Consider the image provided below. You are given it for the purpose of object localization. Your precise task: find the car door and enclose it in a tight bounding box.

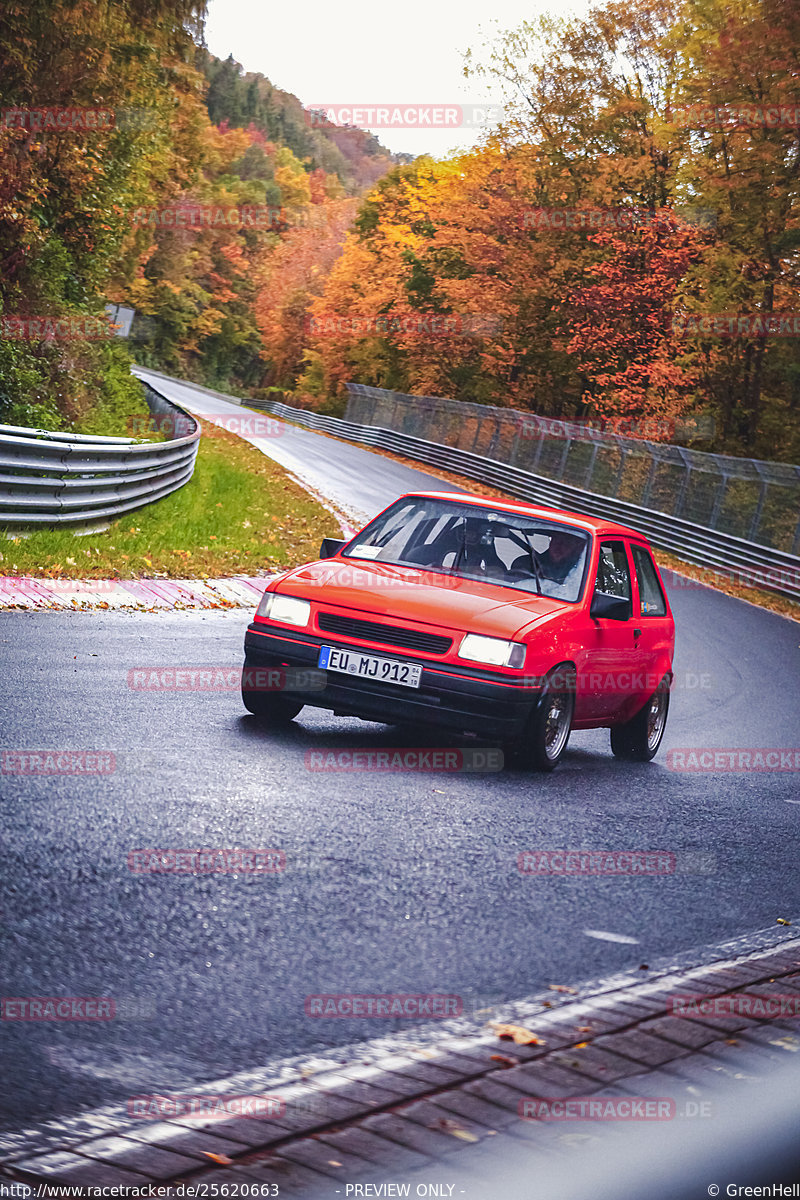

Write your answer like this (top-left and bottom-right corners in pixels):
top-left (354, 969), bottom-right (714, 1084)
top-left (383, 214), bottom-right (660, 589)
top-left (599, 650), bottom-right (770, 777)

top-left (628, 541), bottom-right (672, 708)
top-left (582, 539), bottom-right (637, 720)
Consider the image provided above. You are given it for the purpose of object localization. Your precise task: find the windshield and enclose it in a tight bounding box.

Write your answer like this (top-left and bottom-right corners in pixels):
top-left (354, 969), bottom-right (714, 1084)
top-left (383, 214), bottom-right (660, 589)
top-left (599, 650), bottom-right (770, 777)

top-left (343, 497), bottom-right (591, 603)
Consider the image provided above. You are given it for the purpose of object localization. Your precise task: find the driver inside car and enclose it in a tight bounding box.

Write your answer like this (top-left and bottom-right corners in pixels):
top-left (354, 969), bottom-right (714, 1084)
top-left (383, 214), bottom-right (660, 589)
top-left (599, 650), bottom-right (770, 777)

top-left (536, 530), bottom-right (586, 595)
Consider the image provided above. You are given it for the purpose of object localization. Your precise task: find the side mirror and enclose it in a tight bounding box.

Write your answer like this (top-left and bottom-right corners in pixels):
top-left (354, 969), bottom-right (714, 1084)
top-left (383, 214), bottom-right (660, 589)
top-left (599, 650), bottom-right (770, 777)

top-left (590, 591), bottom-right (631, 621)
top-left (319, 537), bottom-right (346, 560)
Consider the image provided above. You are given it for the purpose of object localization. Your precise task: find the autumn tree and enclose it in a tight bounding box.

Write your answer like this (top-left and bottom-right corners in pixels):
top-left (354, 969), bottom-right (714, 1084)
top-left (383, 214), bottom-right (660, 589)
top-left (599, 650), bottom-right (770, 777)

top-left (564, 213), bottom-right (709, 422)
top-left (0, 0), bottom-right (207, 424)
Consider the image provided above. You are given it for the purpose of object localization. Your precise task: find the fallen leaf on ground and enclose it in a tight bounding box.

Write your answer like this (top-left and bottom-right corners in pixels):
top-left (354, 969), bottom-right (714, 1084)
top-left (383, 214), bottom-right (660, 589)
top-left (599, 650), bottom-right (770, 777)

top-left (433, 1118), bottom-right (479, 1142)
top-left (558, 1133), bottom-right (597, 1148)
top-left (490, 1054), bottom-right (518, 1067)
top-left (489, 1022), bottom-right (546, 1046)
top-left (202, 1153), bottom-right (233, 1165)
top-left (769, 1037), bottom-right (799, 1052)
top-left (548, 984), bottom-right (577, 994)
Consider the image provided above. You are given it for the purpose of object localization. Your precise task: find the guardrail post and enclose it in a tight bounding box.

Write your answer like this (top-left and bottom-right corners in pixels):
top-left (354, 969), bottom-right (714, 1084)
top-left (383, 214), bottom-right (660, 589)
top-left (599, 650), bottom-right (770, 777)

top-left (528, 427), bottom-right (546, 473)
top-left (584, 443), bottom-right (600, 491)
top-left (509, 419), bottom-right (521, 467)
top-left (640, 454), bottom-right (659, 508)
top-left (708, 475), bottom-right (728, 529)
top-left (747, 480), bottom-right (769, 543)
top-left (612, 443), bottom-right (628, 497)
top-left (672, 465), bottom-right (692, 520)
top-left (556, 436), bottom-right (572, 480)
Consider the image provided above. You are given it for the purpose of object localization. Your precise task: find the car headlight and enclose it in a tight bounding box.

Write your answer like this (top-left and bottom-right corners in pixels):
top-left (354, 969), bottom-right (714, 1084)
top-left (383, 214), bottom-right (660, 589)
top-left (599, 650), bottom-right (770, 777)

top-left (458, 633), bottom-right (526, 668)
top-left (256, 592), bottom-right (311, 628)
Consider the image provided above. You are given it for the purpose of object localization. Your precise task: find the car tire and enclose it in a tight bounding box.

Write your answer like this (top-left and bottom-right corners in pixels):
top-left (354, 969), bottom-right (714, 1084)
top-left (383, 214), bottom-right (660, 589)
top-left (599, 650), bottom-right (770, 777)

top-left (241, 667), bottom-right (303, 724)
top-left (511, 665), bottom-right (575, 772)
top-left (610, 677), bottom-right (670, 761)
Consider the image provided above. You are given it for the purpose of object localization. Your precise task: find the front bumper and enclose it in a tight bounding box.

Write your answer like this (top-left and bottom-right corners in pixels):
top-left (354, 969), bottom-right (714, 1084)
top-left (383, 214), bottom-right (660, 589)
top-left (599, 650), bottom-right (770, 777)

top-left (243, 623), bottom-right (539, 739)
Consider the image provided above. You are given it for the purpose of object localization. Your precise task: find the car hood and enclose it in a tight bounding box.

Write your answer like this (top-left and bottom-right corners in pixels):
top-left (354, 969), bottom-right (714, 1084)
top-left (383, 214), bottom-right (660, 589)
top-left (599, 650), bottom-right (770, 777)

top-left (270, 558), bottom-right (572, 640)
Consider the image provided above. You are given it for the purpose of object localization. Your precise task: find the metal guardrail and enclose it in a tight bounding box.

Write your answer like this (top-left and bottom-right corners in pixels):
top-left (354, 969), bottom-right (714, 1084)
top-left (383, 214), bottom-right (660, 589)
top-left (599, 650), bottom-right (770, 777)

top-left (0, 381), bottom-right (200, 529)
top-left (250, 395), bottom-right (800, 602)
top-left (345, 385), bottom-right (800, 557)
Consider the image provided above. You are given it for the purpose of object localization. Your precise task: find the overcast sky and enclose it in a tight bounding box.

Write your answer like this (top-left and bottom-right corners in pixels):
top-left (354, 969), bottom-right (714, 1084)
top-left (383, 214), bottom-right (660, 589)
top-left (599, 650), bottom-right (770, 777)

top-left (204, 0), bottom-right (590, 158)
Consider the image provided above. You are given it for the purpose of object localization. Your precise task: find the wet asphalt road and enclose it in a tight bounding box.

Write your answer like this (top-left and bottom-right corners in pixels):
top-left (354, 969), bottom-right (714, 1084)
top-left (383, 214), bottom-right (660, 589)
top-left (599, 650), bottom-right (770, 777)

top-left (2, 370), bottom-right (798, 1131)
top-left (133, 366), bottom-right (465, 523)
top-left (1, 581), bottom-right (798, 1129)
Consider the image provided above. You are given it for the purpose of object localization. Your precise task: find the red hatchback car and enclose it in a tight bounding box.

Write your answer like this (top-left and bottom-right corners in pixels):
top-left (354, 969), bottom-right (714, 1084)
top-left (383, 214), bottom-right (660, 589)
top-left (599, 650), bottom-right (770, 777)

top-left (242, 492), bottom-right (675, 770)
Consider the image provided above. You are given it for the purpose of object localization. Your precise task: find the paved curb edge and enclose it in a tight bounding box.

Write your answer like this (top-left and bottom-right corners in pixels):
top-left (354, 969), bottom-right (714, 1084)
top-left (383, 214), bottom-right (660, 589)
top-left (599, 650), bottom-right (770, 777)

top-left (3, 919), bottom-right (798, 1186)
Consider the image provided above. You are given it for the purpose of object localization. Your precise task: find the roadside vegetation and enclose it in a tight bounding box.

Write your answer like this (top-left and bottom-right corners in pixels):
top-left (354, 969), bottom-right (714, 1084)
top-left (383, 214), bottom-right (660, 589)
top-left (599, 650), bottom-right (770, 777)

top-left (0, 423), bottom-right (338, 579)
top-left (4, 0), bottom-right (797, 463)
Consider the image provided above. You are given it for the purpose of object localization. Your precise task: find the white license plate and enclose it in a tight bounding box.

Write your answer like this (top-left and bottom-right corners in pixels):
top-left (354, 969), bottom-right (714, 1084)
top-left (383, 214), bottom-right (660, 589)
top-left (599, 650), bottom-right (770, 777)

top-left (318, 645), bottom-right (422, 689)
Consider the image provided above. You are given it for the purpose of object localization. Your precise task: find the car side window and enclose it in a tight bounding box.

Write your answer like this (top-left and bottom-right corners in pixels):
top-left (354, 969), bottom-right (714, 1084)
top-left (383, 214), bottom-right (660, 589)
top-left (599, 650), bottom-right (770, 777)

top-left (631, 544), bottom-right (667, 616)
top-left (596, 541), bottom-right (631, 599)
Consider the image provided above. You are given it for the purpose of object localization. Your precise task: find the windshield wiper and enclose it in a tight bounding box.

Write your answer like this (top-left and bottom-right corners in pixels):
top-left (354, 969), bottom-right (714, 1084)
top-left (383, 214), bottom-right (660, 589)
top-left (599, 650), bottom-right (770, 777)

top-left (507, 529), bottom-right (543, 595)
top-left (528, 544), bottom-right (543, 595)
top-left (452, 520), bottom-right (468, 573)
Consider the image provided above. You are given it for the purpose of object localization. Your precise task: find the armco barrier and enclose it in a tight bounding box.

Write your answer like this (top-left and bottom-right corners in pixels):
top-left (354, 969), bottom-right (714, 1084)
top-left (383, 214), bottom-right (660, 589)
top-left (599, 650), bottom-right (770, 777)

top-left (247, 393), bottom-right (800, 604)
top-left (344, 385), bottom-right (800, 557)
top-left (0, 381), bottom-right (199, 529)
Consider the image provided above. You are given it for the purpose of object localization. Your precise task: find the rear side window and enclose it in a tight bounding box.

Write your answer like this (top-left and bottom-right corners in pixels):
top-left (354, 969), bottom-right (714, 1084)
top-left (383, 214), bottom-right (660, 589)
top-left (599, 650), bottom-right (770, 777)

top-left (631, 544), bottom-right (667, 616)
top-left (596, 541), bottom-right (631, 599)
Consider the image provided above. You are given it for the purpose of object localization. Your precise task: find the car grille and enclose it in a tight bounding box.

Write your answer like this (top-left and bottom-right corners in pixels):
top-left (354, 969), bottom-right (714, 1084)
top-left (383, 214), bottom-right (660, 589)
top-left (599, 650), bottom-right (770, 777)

top-left (317, 612), bottom-right (452, 656)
